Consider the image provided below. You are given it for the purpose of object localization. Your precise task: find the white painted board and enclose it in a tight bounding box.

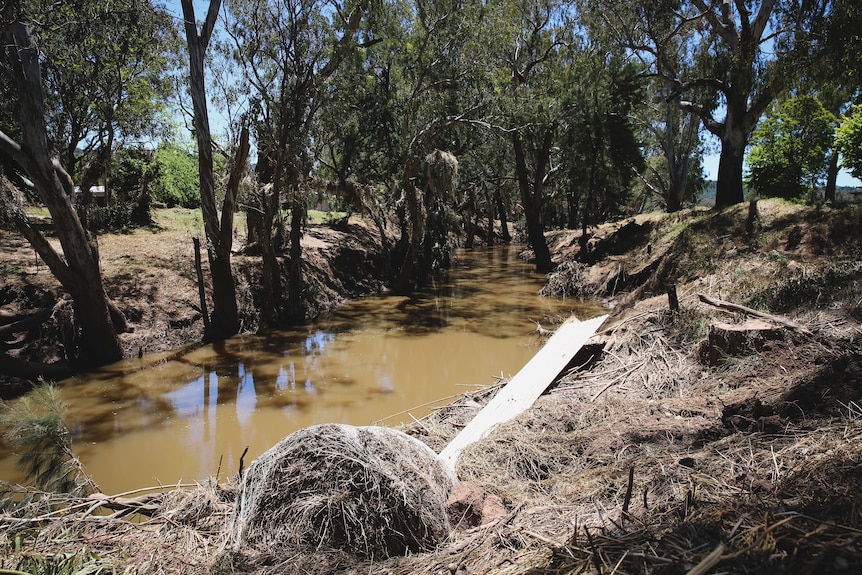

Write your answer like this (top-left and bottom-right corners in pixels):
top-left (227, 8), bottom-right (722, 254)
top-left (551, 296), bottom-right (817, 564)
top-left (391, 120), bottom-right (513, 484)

top-left (439, 314), bottom-right (608, 473)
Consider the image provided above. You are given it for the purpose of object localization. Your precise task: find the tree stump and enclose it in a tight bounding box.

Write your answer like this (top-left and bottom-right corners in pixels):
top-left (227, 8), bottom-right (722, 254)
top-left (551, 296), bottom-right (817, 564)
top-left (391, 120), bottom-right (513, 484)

top-left (704, 319), bottom-right (785, 365)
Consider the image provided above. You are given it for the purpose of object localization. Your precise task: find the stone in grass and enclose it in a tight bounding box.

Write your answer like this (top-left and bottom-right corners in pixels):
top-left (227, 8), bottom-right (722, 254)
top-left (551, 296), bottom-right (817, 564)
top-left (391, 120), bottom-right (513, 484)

top-left (230, 423), bottom-right (455, 559)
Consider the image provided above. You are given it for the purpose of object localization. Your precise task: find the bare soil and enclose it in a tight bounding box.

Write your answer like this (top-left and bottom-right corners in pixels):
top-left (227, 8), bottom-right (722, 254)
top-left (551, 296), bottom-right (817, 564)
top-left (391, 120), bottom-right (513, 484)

top-left (1, 200), bottom-right (862, 574)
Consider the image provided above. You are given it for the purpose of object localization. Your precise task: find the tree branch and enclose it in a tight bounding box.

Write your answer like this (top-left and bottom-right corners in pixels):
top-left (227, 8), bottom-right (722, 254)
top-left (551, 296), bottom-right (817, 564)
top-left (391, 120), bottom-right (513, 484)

top-left (678, 100), bottom-right (723, 135)
top-left (201, 0), bottom-right (222, 50)
top-left (751, 0), bottom-right (777, 44)
top-left (692, 0), bottom-right (739, 50)
top-left (697, 293), bottom-right (812, 335)
top-left (318, 2), bottom-right (364, 81)
top-left (219, 125), bottom-right (250, 251)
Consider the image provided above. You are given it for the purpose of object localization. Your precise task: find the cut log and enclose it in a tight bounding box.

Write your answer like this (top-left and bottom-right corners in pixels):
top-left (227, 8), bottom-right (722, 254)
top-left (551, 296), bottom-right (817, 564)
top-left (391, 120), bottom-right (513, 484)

top-left (86, 492), bottom-right (161, 517)
top-left (697, 293), bottom-right (812, 336)
top-left (704, 319), bottom-right (785, 366)
top-left (438, 314), bottom-right (607, 474)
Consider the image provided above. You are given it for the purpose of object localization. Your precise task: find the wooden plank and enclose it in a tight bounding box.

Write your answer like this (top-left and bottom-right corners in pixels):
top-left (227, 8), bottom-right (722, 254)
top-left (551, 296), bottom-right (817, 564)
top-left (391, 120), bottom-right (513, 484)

top-left (439, 314), bottom-right (608, 473)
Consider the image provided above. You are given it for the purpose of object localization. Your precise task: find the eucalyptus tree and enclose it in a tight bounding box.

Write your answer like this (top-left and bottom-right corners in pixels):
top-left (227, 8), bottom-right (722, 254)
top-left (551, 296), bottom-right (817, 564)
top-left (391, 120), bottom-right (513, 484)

top-left (489, 0), bottom-right (571, 272)
top-left (0, 9), bottom-right (126, 370)
top-left (584, 0), bottom-right (836, 208)
top-left (628, 29), bottom-right (706, 213)
top-left (181, 0), bottom-right (251, 341)
top-left (795, 0), bottom-right (862, 201)
top-left (836, 106), bottom-right (862, 181)
top-left (317, 0), bottom-right (487, 292)
top-left (311, 0), bottom-right (405, 261)
top-left (745, 95), bottom-right (836, 201)
top-left (225, 0), bottom-right (364, 325)
top-left (0, 0), bottom-right (170, 374)
top-left (636, 84), bottom-right (705, 213)
top-left (28, 0), bottom-right (171, 215)
top-left (388, 0), bottom-right (490, 290)
top-left (558, 48), bottom-right (644, 240)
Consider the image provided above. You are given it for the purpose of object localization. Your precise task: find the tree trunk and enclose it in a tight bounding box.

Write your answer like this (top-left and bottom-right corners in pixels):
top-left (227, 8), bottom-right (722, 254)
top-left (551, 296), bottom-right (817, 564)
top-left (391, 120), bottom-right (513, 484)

top-left (209, 126), bottom-right (250, 337)
top-left (484, 187), bottom-right (494, 246)
top-left (666, 178), bottom-right (683, 212)
top-left (824, 150), bottom-right (839, 203)
top-left (393, 157), bottom-right (423, 294)
top-left (464, 185), bottom-right (475, 249)
top-left (1, 21), bottom-right (122, 368)
top-left (494, 188), bottom-right (511, 243)
top-left (512, 133), bottom-right (553, 272)
top-left (182, 0), bottom-right (243, 342)
top-left (260, 180), bottom-right (283, 327)
top-left (285, 194), bottom-right (306, 323)
top-left (715, 121), bottom-right (747, 208)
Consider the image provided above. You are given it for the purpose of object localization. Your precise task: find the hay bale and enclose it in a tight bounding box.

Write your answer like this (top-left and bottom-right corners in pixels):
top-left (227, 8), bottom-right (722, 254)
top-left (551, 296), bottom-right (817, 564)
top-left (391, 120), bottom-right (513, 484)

top-left (230, 424), bottom-right (455, 559)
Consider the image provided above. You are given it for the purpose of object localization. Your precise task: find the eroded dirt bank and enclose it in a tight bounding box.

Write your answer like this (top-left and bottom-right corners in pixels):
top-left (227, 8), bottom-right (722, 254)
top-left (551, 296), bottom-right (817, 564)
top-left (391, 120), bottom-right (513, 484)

top-left (1, 200), bottom-right (861, 574)
top-left (0, 211), bottom-right (390, 397)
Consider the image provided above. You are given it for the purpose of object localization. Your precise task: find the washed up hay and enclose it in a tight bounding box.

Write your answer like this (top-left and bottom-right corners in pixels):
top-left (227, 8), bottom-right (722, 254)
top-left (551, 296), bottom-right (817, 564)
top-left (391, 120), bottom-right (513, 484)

top-left (540, 260), bottom-right (590, 298)
top-left (0, 481), bottom-right (225, 575)
top-left (230, 423), bottom-right (455, 559)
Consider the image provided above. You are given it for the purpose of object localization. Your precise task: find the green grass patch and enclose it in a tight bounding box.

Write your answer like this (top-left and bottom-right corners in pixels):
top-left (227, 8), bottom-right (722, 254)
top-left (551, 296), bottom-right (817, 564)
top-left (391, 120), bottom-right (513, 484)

top-left (1, 264), bottom-right (27, 275)
top-left (151, 207), bottom-right (204, 233)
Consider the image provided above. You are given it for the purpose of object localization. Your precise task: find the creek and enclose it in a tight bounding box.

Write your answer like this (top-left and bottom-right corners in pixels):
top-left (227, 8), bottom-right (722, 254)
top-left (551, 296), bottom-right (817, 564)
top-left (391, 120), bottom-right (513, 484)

top-left (0, 245), bottom-right (604, 494)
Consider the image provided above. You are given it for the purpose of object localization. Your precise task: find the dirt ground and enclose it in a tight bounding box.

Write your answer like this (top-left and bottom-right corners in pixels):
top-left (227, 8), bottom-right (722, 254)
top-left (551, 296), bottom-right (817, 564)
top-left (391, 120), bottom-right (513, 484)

top-left (1, 199), bottom-right (861, 574)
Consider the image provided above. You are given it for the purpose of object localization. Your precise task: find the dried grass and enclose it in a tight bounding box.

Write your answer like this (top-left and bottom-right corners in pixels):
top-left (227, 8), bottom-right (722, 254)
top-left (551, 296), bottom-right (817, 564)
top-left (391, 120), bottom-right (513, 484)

top-left (230, 423), bottom-right (454, 560)
top-left (0, 481), bottom-right (231, 574)
top-left (3, 201), bottom-right (862, 573)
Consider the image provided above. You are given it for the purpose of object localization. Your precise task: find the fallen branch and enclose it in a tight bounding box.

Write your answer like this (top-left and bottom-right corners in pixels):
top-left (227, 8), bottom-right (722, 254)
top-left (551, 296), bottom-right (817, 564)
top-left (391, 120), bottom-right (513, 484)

top-left (590, 359), bottom-right (647, 402)
top-left (697, 293), bottom-right (813, 336)
top-left (0, 305), bottom-right (57, 338)
top-left (85, 492), bottom-right (162, 517)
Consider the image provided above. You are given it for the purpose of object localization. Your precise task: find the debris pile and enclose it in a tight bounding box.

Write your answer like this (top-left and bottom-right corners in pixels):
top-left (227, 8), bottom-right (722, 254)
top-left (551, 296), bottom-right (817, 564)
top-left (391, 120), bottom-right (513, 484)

top-left (230, 423), bottom-right (454, 559)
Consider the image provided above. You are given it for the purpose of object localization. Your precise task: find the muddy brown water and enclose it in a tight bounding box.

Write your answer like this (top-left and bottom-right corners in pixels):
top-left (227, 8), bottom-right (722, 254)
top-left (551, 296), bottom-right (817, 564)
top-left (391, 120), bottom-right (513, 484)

top-left (0, 245), bottom-right (604, 494)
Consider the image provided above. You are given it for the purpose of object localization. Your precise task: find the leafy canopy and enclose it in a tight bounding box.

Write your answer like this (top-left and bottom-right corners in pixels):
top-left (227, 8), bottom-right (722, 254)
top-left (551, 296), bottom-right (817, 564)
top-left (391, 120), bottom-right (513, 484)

top-left (836, 106), bottom-right (862, 181)
top-left (745, 96), bottom-right (836, 200)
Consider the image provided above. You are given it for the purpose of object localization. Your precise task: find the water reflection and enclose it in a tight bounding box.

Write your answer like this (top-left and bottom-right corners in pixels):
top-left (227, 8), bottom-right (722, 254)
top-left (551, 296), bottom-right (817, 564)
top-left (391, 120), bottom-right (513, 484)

top-left (0, 245), bottom-right (605, 493)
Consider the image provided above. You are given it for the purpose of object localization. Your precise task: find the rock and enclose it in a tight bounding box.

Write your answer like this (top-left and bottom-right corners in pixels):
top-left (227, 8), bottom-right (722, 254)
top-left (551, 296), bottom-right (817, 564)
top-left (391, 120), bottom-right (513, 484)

top-left (446, 481), bottom-right (507, 528)
top-left (481, 492), bottom-right (507, 524)
top-left (230, 423), bottom-right (455, 558)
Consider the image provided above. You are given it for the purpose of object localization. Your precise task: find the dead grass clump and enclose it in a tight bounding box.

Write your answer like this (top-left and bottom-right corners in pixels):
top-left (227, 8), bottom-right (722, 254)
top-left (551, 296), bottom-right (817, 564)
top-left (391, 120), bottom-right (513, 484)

top-left (457, 424), bottom-right (584, 502)
top-left (745, 259), bottom-right (862, 314)
top-left (0, 482), bottom-right (224, 574)
top-left (540, 260), bottom-right (591, 298)
top-left (230, 423), bottom-right (454, 559)
top-left (160, 480), bottom-right (235, 533)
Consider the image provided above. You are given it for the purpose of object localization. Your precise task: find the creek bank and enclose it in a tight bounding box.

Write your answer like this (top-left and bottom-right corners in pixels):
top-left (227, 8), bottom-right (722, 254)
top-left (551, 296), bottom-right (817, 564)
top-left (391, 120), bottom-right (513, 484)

top-left (2, 200), bottom-right (862, 574)
top-left (0, 215), bottom-right (391, 398)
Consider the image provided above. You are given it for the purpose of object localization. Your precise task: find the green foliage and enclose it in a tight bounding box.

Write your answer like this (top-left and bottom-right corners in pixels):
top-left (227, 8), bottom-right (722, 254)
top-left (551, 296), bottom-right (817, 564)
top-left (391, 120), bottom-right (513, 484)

top-left (1, 538), bottom-right (113, 575)
top-left (150, 143), bottom-right (200, 208)
top-left (746, 96), bottom-right (837, 201)
top-left (0, 384), bottom-right (95, 495)
top-left (559, 49), bottom-right (645, 227)
top-left (836, 105), bottom-right (862, 180)
top-left (12, 0), bottom-right (172, 181)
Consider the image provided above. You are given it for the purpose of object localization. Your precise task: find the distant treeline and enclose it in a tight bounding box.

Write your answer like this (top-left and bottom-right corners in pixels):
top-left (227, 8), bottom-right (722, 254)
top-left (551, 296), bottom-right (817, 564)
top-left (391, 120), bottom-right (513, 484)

top-left (698, 181), bottom-right (860, 206)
